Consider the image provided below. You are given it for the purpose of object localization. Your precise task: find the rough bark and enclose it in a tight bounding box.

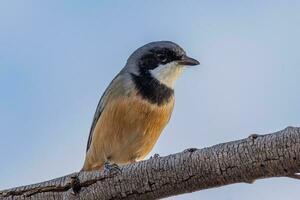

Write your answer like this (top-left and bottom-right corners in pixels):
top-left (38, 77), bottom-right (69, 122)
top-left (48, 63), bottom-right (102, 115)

top-left (1, 126), bottom-right (300, 200)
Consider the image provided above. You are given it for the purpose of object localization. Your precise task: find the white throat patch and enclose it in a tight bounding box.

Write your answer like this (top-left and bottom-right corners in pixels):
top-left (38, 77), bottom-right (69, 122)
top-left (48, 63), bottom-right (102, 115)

top-left (149, 62), bottom-right (184, 88)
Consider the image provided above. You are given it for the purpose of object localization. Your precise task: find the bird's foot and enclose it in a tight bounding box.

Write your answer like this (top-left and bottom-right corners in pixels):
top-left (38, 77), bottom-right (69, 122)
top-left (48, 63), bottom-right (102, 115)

top-left (150, 153), bottom-right (160, 159)
top-left (248, 133), bottom-right (261, 142)
top-left (183, 148), bottom-right (198, 153)
top-left (104, 162), bottom-right (121, 175)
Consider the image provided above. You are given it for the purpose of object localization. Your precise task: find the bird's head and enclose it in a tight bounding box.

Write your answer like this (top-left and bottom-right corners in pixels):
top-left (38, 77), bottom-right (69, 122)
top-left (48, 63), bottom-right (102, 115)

top-left (126, 41), bottom-right (200, 88)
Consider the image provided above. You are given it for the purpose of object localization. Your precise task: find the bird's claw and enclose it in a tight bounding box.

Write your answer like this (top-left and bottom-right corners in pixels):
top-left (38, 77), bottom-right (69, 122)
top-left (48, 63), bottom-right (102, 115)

top-left (104, 162), bottom-right (121, 174)
top-left (248, 134), bottom-right (260, 141)
top-left (150, 153), bottom-right (160, 159)
top-left (184, 148), bottom-right (198, 153)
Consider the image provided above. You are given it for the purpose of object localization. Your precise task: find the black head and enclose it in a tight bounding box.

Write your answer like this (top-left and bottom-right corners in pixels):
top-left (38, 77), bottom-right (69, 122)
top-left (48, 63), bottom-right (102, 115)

top-left (127, 41), bottom-right (199, 73)
top-left (128, 41), bottom-right (199, 105)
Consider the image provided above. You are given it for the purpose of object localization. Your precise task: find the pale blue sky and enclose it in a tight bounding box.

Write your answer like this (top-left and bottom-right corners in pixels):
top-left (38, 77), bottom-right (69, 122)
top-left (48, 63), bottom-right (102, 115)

top-left (1, 1), bottom-right (300, 199)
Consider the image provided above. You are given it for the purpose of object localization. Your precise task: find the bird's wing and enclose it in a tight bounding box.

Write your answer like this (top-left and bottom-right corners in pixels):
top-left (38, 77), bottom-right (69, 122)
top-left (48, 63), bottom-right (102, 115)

top-left (86, 74), bottom-right (127, 152)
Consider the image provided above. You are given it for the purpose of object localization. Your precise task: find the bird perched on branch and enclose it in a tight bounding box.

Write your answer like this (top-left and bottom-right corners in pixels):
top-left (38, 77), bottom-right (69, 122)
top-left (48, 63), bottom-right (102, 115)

top-left (82, 41), bottom-right (199, 171)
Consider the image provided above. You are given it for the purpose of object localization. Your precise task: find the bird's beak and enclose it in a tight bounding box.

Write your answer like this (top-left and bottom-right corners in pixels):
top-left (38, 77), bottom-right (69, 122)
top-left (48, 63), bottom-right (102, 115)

top-left (177, 55), bottom-right (200, 66)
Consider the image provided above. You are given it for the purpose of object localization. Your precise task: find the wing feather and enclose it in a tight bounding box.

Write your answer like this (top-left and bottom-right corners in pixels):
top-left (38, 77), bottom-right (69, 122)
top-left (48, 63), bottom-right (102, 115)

top-left (86, 74), bottom-right (127, 152)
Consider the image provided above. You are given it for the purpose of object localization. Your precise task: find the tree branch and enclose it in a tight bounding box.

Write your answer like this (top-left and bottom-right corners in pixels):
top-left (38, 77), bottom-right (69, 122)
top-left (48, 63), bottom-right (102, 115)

top-left (1, 126), bottom-right (300, 200)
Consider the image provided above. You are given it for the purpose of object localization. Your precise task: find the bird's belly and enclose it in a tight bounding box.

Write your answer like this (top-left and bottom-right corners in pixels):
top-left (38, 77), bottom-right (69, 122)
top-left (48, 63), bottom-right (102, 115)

top-left (109, 128), bottom-right (156, 164)
top-left (93, 97), bottom-right (174, 165)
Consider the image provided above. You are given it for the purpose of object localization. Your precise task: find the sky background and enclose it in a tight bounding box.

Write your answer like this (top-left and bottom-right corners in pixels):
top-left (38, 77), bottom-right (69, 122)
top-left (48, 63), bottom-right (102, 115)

top-left (1, 1), bottom-right (300, 199)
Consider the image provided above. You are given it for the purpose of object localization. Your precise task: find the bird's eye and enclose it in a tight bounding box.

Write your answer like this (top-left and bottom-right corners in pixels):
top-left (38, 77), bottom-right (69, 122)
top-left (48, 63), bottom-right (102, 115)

top-left (157, 54), bottom-right (167, 63)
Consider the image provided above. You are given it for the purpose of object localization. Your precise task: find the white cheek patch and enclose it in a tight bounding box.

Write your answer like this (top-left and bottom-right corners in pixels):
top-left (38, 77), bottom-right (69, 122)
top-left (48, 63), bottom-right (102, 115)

top-left (149, 62), bottom-right (184, 88)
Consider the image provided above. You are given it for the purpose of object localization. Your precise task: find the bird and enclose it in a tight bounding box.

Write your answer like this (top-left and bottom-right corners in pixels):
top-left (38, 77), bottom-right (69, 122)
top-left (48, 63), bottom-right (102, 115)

top-left (82, 41), bottom-right (199, 171)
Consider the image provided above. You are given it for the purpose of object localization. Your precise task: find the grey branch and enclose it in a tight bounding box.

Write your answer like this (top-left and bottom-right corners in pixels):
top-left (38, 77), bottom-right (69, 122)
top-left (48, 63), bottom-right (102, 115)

top-left (1, 127), bottom-right (300, 200)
